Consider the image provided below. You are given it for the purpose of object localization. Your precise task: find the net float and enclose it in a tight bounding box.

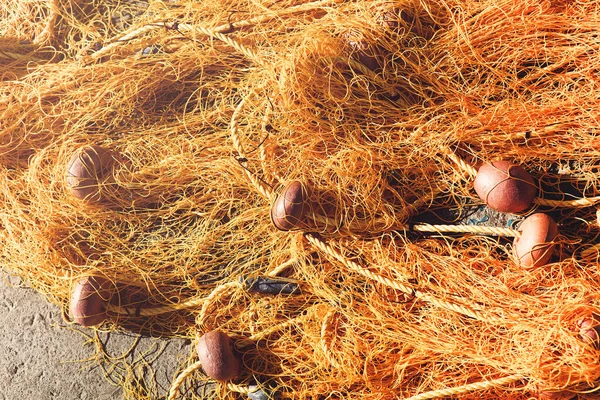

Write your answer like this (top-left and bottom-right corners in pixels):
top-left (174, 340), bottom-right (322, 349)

top-left (577, 314), bottom-right (600, 346)
top-left (537, 390), bottom-right (576, 400)
top-left (70, 275), bottom-right (113, 327)
top-left (513, 213), bottom-right (558, 268)
top-left (270, 180), bottom-right (311, 231)
top-left (377, 8), bottom-right (401, 31)
top-left (66, 145), bottom-right (115, 201)
top-left (196, 330), bottom-right (241, 382)
top-left (344, 31), bottom-right (381, 71)
top-left (473, 160), bottom-right (537, 213)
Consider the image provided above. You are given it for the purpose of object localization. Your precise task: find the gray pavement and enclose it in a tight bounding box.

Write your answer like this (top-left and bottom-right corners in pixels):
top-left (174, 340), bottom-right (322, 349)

top-left (0, 274), bottom-right (190, 400)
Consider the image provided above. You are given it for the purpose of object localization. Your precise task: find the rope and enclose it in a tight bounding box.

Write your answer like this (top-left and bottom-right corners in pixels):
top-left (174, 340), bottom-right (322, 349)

top-left (226, 382), bottom-right (252, 394)
top-left (167, 360), bottom-right (254, 399)
top-left (579, 242), bottom-right (600, 259)
top-left (230, 88), bottom-right (276, 200)
top-left (304, 233), bottom-right (506, 324)
top-left (235, 306), bottom-right (319, 348)
top-left (534, 196), bottom-right (600, 208)
top-left (183, 24), bottom-right (263, 64)
top-left (267, 257), bottom-right (298, 277)
top-left (84, 21), bottom-right (263, 66)
top-left (320, 309), bottom-right (340, 368)
top-left (85, 0), bottom-right (336, 62)
top-left (164, 258), bottom-right (301, 399)
top-left (213, 0), bottom-right (336, 32)
top-left (404, 374), bottom-right (524, 400)
top-left (395, 187), bottom-right (443, 222)
top-left (197, 281), bottom-right (241, 327)
top-left (413, 223), bottom-right (520, 237)
top-left (167, 360), bottom-right (204, 400)
top-left (83, 22), bottom-right (162, 62)
top-left (230, 91), bottom-right (253, 160)
top-left (0, 51), bottom-right (44, 62)
top-left (442, 147), bottom-right (478, 178)
top-left (34, 0), bottom-right (59, 45)
top-left (108, 281), bottom-right (240, 317)
top-left (345, 58), bottom-right (401, 97)
top-left (108, 256), bottom-right (296, 317)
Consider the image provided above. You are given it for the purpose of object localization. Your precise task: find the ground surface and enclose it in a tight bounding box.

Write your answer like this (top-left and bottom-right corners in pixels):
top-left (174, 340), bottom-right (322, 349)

top-left (0, 274), bottom-right (190, 400)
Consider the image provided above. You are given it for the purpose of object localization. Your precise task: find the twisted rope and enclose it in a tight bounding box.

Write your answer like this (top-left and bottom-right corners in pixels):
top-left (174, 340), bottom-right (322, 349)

top-left (183, 24), bottom-right (263, 64)
top-left (534, 196), bottom-right (600, 208)
top-left (197, 281), bottom-right (241, 327)
top-left (85, 21), bottom-right (263, 66)
top-left (230, 88), bottom-right (276, 200)
top-left (165, 258), bottom-right (300, 399)
top-left (83, 23), bottom-right (161, 62)
top-left (229, 90), bottom-right (254, 160)
top-left (0, 50), bottom-right (44, 62)
top-left (167, 358), bottom-right (255, 399)
top-left (213, 0), bottom-right (336, 31)
top-left (579, 242), bottom-right (600, 259)
top-left (442, 147), bottom-right (478, 178)
top-left (395, 187), bottom-right (443, 222)
top-left (108, 255), bottom-right (296, 317)
top-left (226, 382), bottom-right (252, 394)
top-left (404, 374), bottom-right (524, 400)
top-left (108, 281), bottom-right (240, 317)
top-left (305, 233), bottom-right (506, 324)
top-left (167, 360), bottom-right (204, 400)
top-left (35, 0), bottom-right (59, 45)
top-left (345, 58), bottom-right (401, 97)
top-left (165, 310), bottom-right (318, 400)
top-left (85, 0), bottom-right (336, 63)
top-left (413, 223), bottom-right (520, 237)
top-left (320, 309), bottom-right (340, 368)
top-left (268, 257), bottom-right (298, 276)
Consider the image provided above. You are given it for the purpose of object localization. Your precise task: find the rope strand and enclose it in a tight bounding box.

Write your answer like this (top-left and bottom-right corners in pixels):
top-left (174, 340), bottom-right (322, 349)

top-left (305, 233), bottom-right (507, 324)
top-left (404, 374), bottom-right (524, 400)
top-left (167, 361), bottom-right (204, 400)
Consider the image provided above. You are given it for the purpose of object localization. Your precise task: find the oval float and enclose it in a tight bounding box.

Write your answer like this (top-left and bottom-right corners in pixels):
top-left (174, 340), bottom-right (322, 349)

top-left (196, 329), bottom-right (241, 382)
top-left (513, 213), bottom-right (558, 268)
top-left (270, 180), bottom-right (311, 231)
top-left (70, 276), bottom-right (112, 327)
top-left (66, 145), bottom-right (115, 201)
top-left (473, 160), bottom-right (537, 213)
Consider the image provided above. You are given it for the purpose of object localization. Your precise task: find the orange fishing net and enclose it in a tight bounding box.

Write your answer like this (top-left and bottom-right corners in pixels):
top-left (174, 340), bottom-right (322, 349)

top-left (2, 0), bottom-right (600, 398)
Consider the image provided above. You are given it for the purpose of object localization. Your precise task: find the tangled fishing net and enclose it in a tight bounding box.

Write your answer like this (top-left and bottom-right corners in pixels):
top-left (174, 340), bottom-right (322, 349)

top-left (3, 0), bottom-right (600, 398)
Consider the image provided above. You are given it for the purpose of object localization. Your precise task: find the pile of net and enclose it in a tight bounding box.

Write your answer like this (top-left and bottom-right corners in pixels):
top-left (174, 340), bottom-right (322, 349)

top-left (3, 0), bottom-right (600, 398)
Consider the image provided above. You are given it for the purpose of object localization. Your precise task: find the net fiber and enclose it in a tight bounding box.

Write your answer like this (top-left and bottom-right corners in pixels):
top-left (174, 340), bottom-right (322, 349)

top-left (2, 0), bottom-right (600, 399)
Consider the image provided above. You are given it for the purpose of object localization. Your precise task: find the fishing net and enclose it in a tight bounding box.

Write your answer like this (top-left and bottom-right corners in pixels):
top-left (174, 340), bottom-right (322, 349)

top-left (2, 0), bottom-right (600, 398)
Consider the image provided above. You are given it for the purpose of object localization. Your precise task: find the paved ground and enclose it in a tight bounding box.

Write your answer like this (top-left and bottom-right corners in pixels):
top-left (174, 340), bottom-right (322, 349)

top-left (0, 273), bottom-right (190, 400)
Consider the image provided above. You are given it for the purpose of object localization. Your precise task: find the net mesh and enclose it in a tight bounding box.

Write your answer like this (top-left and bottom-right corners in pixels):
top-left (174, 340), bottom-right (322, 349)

top-left (2, 0), bottom-right (600, 398)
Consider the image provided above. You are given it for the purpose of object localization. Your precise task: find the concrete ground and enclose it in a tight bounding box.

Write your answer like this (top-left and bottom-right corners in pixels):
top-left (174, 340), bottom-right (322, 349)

top-left (0, 273), bottom-right (191, 400)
